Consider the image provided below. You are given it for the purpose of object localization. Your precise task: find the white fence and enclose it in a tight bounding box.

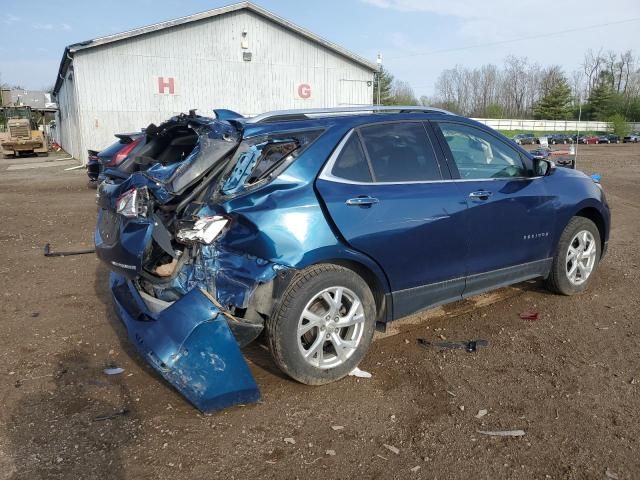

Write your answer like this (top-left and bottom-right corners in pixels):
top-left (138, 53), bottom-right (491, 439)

top-left (472, 118), bottom-right (640, 132)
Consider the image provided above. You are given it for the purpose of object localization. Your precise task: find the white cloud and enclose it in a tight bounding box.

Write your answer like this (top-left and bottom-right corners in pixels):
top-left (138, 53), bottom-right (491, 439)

top-left (4, 14), bottom-right (20, 25)
top-left (31, 22), bottom-right (71, 31)
top-left (32, 23), bottom-right (54, 30)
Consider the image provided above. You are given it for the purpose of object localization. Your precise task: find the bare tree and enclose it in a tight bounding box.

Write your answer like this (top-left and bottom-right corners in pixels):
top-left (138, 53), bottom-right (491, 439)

top-left (503, 56), bottom-right (529, 118)
top-left (582, 48), bottom-right (604, 98)
top-left (389, 80), bottom-right (418, 105)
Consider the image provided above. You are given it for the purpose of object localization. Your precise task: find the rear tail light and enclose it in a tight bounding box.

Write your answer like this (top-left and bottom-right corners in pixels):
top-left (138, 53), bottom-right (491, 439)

top-left (107, 138), bottom-right (142, 167)
top-left (176, 216), bottom-right (229, 244)
top-left (116, 188), bottom-right (148, 218)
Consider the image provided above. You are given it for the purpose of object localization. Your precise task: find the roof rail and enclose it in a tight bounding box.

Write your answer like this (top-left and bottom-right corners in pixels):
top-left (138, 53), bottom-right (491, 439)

top-left (245, 105), bottom-right (453, 124)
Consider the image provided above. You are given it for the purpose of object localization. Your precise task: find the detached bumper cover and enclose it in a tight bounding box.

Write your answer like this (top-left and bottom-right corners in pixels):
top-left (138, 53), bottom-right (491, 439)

top-left (110, 272), bottom-right (260, 413)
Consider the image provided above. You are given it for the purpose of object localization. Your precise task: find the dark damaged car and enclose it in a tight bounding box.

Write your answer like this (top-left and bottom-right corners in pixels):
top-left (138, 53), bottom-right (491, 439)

top-left (96, 106), bottom-right (610, 412)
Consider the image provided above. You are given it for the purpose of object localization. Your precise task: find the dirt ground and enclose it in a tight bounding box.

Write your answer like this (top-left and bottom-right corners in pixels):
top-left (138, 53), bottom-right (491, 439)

top-left (0, 145), bottom-right (639, 480)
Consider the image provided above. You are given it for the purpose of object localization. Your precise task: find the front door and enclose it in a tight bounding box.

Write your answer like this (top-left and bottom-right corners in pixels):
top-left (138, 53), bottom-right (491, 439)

top-left (316, 121), bottom-right (468, 318)
top-left (432, 121), bottom-right (557, 297)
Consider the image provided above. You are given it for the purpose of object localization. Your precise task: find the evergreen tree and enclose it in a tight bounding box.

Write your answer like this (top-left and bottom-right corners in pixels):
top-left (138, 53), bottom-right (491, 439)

top-left (372, 66), bottom-right (394, 105)
top-left (533, 77), bottom-right (572, 119)
top-left (586, 72), bottom-right (616, 120)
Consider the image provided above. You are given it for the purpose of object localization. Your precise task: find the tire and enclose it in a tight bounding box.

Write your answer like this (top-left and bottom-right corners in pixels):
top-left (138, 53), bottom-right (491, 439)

top-left (546, 217), bottom-right (601, 296)
top-left (266, 264), bottom-right (376, 385)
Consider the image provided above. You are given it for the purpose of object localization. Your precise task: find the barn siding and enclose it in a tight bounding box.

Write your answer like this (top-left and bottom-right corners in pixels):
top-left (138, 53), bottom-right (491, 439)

top-left (58, 10), bottom-right (374, 161)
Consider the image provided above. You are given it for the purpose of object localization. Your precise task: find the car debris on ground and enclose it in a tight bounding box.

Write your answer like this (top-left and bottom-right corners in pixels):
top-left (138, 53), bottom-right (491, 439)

top-left (43, 242), bottom-right (95, 257)
top-left (383, 444), bottom-right (400, 454)
top-left (103, 367), bottom-right (125, 375)
top-left (477, 429), bottom-right (525, 437)
top-left (348, 367), bottom-right (372, 378)
top-left (93, 409), bottom-right (129, 421)
top-left (417, 338), bottom-right (488, 352)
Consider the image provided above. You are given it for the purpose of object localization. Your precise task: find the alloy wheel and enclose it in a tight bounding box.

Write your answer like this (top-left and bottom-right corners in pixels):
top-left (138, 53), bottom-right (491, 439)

top-left (566, 230), bottom-right (597, 285)
top-left (297, 286), bottom-right (365, 369)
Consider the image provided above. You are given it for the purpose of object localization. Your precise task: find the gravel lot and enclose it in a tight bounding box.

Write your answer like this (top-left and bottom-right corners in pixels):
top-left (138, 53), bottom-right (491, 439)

top-left (1, 145), bottom-right (639, 480)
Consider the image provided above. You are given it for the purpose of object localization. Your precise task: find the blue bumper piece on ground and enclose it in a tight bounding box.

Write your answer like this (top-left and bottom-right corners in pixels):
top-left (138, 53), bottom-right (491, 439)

top-left (109, 272), bottom-right (260, 413)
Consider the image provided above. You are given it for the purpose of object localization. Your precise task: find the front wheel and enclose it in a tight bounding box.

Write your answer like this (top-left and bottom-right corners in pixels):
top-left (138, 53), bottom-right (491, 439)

top-left (266, 264), bottom-right (376, 385)
top-left (546, 217), bottom-right (601, 295)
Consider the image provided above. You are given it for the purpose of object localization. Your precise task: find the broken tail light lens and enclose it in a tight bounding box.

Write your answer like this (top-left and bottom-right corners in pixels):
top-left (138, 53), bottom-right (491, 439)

top-left (108, 138), bottom-right (142, 167)
top-left (176, 216), bottom-right (229, 244)
top-left (116, 188), bottom-right (148, 218)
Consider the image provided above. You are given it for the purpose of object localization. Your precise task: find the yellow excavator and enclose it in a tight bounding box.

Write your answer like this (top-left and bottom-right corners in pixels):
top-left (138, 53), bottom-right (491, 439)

top-left (1, 106), bottom-right (48, 157)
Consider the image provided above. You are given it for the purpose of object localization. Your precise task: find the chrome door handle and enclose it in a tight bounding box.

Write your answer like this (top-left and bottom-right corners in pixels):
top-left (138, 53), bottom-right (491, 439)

top-left (345, 196), bottom-right (379, 207)
top-left (468, 190), bottom-right (492, 201)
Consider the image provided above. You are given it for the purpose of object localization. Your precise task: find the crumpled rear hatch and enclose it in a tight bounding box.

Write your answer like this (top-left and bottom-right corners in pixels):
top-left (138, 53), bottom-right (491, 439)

top-left (95, 115), bottom-right (241, 277)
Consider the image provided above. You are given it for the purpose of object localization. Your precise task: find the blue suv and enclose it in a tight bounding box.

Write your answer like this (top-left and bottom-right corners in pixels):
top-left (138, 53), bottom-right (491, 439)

top-left (95, 106), bottom-right (609, 411)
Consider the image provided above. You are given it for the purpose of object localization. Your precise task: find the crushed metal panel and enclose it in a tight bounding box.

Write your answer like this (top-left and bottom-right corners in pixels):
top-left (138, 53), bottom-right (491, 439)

top-left (110, 273), bottom-right (260, 413)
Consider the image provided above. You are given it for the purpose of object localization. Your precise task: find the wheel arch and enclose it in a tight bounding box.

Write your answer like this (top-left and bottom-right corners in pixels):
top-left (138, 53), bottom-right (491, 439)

top-left (574, 206), bottom-right (607, 252)
top-left (318, 258), bottom-right (391, 327)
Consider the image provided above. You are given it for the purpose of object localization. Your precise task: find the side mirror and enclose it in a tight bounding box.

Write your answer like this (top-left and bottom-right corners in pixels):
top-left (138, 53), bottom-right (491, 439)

top-left (534, 158), bottom-right (555, 176)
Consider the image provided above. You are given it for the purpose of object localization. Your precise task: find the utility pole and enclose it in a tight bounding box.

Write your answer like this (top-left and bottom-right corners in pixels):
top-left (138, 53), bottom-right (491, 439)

top-left (376, 53), bottom-right (383, 106)
top-left (575, 95), bottom-right (582, 169)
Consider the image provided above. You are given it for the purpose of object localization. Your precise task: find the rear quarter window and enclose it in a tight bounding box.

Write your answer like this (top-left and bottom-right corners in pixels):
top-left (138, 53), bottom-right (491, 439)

top-left (331, 134), bottom-right (372, 183)
top-left (221, 129), bottom-right (323, 195)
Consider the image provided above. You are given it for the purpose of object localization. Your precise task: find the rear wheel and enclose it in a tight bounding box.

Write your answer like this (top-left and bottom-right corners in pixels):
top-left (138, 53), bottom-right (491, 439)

top-left (546, 217), bottom-right (601, 295)
top-left (266, 264), bottom-right (376, 385)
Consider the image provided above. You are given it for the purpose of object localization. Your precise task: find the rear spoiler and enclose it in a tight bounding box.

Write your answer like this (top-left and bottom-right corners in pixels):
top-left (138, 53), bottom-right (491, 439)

top-left (213, 109), bottom-right (244, 121)
top-left (115, 133), bottom-right (140, 144)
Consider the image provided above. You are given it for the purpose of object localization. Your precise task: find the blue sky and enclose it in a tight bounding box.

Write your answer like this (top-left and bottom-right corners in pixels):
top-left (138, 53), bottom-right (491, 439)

top-left (1, 0), bottom-right (639, 96)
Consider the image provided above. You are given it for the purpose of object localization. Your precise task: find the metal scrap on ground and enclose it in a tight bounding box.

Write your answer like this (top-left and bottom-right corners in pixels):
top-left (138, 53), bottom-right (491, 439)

top-left (417, 338), bottom-right (488, 352)
top-left (44, 243), bottom-right (95, 257)
top-left (477, 429), bottom-right (525, 437)
top-left (93, 409), bottom-right (129, 421)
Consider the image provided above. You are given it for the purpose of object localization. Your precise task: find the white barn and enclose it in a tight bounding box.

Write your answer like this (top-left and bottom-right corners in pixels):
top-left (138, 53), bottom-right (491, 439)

top-left (52, 2), bottom-right (377, 161)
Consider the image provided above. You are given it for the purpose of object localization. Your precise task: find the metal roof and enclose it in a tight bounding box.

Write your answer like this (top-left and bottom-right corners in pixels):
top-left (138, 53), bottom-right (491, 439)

top-left (53, 2), bottom-right (377, 95)
top-left (1, 89), bottom-right (58, 111)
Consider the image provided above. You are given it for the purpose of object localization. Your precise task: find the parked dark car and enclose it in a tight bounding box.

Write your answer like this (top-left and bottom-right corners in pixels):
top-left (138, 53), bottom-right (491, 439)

top-left (95, 106), bottom-right (610, 412)
top-left (546, 134), bottom-right (573, 145)
top-left (623, 132), bottom-right (640, 143)
top-left (512, 133), bottom-right (539, 145)
top-left (529, 147), bottom-right (551, 159)
top-left (87, 132), bottom-right (144, 186)
top-left (597, 134), bottom-right (620, 144)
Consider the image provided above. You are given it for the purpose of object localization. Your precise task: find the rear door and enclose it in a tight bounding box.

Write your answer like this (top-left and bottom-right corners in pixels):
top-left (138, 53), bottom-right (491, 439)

top-left (432, 121), bottom-right (557, 297)
top-left (316, 121), bottom-right (468, 318)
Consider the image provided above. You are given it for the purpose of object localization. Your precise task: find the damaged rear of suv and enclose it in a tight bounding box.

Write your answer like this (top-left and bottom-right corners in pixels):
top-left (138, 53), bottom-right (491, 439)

top-left (96, 106), bottom-right (609, 413)
top-left (96, 108), bottom-right (382, 411)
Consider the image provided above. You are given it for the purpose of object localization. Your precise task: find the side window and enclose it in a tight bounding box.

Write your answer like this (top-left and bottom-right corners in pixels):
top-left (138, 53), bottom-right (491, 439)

top-left (222, 130), bottom-right (322, 195)
top-left (437, 123), bottom-right (528, 180)
top-left (331, 134), bottom-right (373, 182)
top-left (359, 122), bottom-right (442, 182)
